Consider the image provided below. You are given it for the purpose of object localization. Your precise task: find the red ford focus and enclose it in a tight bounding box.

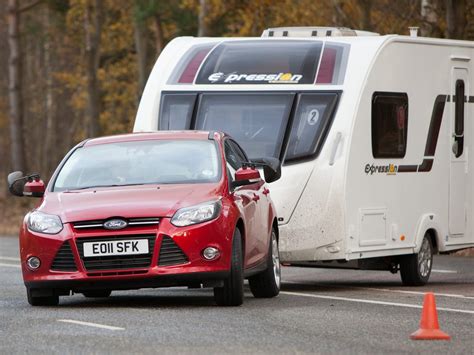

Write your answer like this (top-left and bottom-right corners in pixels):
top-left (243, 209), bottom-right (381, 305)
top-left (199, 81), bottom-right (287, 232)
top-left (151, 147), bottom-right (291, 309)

top-left (8, 131), bottom-right (282, 306)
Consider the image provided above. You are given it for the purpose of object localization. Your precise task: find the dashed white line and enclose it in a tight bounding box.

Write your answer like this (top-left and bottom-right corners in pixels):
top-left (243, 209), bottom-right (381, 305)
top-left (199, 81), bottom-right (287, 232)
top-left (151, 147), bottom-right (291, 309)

top-left (432, 269), bottom-right (458, 274)
top-left (280, 291), bottom-right (474, 314)
top-left (0, 256), bottom-right (20, 261)
top-left (57, 319), bottom-right (124, 331)
top-left (283, 280), bottom-right (474, 300)
top-left (0, 263), bottom-right (21, 268)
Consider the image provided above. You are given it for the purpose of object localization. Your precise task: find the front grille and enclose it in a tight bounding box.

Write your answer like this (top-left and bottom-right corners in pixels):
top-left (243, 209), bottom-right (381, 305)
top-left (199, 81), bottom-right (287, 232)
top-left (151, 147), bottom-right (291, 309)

top-left (73, 217), bottom-right (160, 230)
top-left (76, 235), bottom-right (156, 271)
top-left (158, 236), bottom-right (188, 266)
top-left (51, 241), bottom-right (77, 271)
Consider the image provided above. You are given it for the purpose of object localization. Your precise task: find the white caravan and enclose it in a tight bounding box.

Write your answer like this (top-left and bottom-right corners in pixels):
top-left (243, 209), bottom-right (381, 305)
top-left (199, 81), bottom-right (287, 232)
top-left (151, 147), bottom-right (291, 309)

top-left (134, 27), bottom-right (474, 285)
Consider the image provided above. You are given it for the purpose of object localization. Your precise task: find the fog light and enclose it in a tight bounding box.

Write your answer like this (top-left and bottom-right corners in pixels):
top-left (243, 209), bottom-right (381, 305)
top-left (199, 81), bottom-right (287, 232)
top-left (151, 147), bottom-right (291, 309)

top-left (27, 256), bottom-right (41, 270)
top-left (202, 247), bottom-right (220, 261)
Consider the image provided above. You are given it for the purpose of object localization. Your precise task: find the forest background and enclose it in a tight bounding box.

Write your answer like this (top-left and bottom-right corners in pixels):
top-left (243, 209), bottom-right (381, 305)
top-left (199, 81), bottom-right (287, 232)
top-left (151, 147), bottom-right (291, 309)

top-left (1, 0), bottom-right (474, 243)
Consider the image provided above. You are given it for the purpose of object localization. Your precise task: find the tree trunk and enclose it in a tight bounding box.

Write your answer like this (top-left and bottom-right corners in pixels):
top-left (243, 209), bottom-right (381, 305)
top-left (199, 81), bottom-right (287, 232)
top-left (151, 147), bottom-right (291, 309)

top-left (153, 13), bottom-right (164, 55)
top-left (358, 0), bottom-right (373, 31)
top-left (198, 0), bottom-right (209, 37)
top-left (7, 0), bottom-right (26, 173)
top-left (446, 0), bottom-right (467, 39)
top-left (42, 4), bottom-right (54, 174)
top-left (133, 16), bottom-right (147, 98)
top-left (421, 0), bottom-right (438, 37)
top-left (84, 0), bottom-right (103, 138)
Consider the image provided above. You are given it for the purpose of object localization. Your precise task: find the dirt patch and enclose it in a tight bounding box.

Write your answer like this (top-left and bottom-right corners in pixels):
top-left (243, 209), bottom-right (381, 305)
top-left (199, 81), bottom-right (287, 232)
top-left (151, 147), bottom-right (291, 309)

top-left (454, 247), bottom-right (474, 256)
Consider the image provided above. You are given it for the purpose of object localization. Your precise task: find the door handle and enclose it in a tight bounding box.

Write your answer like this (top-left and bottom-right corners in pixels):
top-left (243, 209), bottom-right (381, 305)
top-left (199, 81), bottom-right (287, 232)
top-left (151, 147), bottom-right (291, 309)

top-left (262, 188), bottom-right (270, 195)
top-left (252, 193), bottom-right (260, 202)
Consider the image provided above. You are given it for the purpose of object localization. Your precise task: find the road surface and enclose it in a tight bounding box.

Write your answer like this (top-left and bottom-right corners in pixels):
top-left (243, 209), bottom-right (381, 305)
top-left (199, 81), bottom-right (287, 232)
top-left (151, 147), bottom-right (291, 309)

top-left (1, 236), bottom-right (473, 354)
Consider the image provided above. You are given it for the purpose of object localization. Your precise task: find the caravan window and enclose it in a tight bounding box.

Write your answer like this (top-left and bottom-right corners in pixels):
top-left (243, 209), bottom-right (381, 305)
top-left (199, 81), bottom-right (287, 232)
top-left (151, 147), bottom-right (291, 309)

top-left (286, 93), bottom-right (339, 160)
top-left (159, 94), bottom-right (196, 130)
top-left (372, 92), bottom-right (408, 159)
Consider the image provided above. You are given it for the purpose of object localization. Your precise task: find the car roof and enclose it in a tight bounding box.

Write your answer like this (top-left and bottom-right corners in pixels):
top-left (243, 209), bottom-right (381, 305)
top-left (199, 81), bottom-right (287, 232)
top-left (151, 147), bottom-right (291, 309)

top-left (83, 131), bottom-right (225, 147)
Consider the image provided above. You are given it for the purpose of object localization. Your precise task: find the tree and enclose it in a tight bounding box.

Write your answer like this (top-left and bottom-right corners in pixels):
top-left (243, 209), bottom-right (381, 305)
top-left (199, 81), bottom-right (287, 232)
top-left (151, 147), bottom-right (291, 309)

top-left (446, 0), bottom-right (466, 39)
top-left (7, 0), bottom-right (26, 172)
top-left (198, 0), bottom-right (209, 36)
top-left (84, 0), bottom-right (103, 137)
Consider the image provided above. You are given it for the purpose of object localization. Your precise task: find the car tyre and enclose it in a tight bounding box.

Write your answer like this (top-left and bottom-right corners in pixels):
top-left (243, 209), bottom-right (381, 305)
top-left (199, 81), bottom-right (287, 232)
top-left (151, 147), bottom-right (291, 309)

top-left (400, 234), bottom-right (433, 286)
top-left (214, 228), bottom-right (244, 306)
top-left (249, 228), bottom-right (281, 298)
top-left (82, 290), bottom-right (112, 298)
top-left (27, 288), bottom-right (59, 306)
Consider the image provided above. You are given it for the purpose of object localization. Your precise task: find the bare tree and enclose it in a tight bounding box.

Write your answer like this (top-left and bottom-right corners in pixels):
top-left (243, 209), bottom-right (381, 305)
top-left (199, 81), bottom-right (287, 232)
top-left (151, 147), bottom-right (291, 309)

top-left (133, 16), bottom-right (148, 98)
top-left (198, 0), bottom-right (209, 37)
top-left (7, 0), bottom-right (26, 172)
top-left (446, 0), bottom-right (466, 39)
top-left (84, 0), bottom-right (103, 137)
top-left (421, 0), bottom-right (437, 36)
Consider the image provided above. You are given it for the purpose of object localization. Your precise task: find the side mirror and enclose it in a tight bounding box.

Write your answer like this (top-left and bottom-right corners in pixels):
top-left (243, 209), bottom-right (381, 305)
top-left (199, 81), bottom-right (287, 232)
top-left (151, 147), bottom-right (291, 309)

top-left (24, 178), bottom-right (46, 198)
top-left (232, 167), bottom-right (261, 188)
top-left (7, 172), bottom-right (45, 198)
top-left (7, 171), bottom-right (25, 197)
top-left (261, 157), bottom-right (281, 183)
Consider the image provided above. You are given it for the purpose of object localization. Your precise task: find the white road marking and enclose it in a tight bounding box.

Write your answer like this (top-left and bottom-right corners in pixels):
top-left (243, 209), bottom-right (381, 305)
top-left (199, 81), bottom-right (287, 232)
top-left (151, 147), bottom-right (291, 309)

top-left (281, 291), bottom-right (474, 314)
top-left (0, 256), bottom-right (20, 261)
top-left (0, 263), bottom-right (21, 268)
top-left (57, 319), bottom-right (124, 331)
top-left (283, 280), bottom-right (474, 300)
top-left (432, 269), bottom-right (458, 274)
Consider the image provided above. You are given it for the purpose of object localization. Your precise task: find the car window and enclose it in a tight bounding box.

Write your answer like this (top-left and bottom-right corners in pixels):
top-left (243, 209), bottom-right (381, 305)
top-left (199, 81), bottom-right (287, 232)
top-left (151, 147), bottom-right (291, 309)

top-left (224, 140), bottom-right (245, 181)
top-left (54, 140), bottom-right (221, 191)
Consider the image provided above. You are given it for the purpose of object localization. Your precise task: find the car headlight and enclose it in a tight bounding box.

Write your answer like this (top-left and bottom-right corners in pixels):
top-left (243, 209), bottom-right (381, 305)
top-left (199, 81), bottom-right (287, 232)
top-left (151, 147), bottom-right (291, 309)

top-left (27, 211), bottom-right (63, 234)
top-left (171, 200), bottom-right (222, 227)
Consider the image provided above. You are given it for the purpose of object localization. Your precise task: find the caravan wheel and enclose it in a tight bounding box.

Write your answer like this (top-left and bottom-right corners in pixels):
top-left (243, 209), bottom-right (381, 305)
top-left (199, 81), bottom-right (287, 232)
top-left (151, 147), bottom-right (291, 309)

top-left (400, 235), bottom-right (433, 286)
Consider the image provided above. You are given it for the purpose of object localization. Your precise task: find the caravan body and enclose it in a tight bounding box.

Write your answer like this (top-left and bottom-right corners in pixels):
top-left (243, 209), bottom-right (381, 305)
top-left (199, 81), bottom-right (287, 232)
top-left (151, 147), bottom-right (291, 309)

top-left (134, 27), bottom-right (474, 283)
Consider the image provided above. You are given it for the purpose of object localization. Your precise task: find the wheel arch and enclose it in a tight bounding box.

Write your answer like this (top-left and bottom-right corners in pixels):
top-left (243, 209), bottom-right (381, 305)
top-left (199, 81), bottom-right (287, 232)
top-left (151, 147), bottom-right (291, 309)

top-left (414, 213), bottom-right (443, 253)
top-left (235, 218), bottom-right (246, 252)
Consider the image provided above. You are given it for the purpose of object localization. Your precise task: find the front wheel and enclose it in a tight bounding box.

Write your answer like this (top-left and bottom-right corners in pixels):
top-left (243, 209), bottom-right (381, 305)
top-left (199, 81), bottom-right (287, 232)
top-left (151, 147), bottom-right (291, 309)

top-left (27, 288), bottom-right (59, 306)
top-left (400, 234), bottom-right (433, 286)
top-left (214, 228), bottom-right (244, 306)
top-left (248, 229), bottom-right (281, 298)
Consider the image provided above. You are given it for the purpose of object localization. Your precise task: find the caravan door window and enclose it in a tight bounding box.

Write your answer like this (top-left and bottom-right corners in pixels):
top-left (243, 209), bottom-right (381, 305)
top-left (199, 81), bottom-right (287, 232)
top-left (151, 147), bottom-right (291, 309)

top-left (372, 92), bottom-right (408, 158)
top-left (454, 80), bottom-right (465, 158)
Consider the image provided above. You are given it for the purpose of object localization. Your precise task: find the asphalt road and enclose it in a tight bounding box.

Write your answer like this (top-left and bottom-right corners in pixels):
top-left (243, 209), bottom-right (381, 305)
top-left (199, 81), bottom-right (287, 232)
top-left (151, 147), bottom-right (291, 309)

top-left (1, 235), bottom-right (473, 354)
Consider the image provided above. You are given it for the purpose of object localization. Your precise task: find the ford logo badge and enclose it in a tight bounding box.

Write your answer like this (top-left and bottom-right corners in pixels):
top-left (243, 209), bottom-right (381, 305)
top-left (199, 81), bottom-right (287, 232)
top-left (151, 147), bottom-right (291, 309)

top-left (103, 219), bottom-right (127, 230)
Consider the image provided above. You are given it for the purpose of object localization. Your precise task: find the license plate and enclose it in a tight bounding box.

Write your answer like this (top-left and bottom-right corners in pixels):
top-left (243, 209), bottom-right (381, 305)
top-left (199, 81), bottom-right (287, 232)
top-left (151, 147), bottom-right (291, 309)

top-left (83, 239), bottom-right (149, 257)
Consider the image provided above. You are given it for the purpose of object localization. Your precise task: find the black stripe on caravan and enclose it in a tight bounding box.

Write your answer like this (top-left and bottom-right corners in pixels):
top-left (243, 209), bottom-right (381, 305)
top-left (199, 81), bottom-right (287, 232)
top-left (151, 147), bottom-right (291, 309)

top-left (397, 95), bottom-right (446, 173)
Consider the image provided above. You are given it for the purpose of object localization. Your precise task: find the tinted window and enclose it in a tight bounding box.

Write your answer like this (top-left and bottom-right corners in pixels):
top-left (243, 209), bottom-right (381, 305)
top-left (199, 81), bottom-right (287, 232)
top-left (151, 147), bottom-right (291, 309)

top-left (454, 80), bottom-right (465, 157)
top-left (286, 93), bottom-right (339, 160)
top-left (54, 140), bottom-right (221, 191)
top-left (224, 140), bottom-right (245, 181)
top-left (372, 92), bottom-right (408, 158)
top-left (159, 94), bottom-right (196, 130)
top-left (195, 93), bottom-right (294, 160)
top-left (196, 40), bottom-right (322, 85)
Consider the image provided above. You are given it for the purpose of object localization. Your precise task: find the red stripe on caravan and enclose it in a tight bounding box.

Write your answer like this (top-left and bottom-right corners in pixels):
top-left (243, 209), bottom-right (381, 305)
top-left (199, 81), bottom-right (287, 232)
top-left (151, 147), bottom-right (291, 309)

top-left (316, 47), bottom-right (337, 84)
top-left (178, 48), bottom-right (211, 84)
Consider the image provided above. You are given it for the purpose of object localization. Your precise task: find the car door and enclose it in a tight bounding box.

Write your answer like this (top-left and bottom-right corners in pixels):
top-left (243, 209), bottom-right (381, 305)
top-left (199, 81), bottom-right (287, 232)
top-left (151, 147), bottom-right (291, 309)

top-left (224, 139), bottom-right (260, 268)
top-left (229, 140), bottom-right (269, 265)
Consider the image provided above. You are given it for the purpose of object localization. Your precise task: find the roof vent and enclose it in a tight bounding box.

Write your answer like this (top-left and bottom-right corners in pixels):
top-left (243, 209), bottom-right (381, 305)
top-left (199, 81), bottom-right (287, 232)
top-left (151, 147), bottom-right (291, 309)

top-left (409, 26), bottom-right (419, 38)
top-left (262, 27), bottom-right (379, 38)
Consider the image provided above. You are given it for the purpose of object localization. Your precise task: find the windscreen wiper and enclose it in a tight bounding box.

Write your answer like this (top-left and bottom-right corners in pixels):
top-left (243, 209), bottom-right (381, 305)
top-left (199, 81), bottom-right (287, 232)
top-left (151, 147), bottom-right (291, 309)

top-left (65, 183), bottom-right (146, 191)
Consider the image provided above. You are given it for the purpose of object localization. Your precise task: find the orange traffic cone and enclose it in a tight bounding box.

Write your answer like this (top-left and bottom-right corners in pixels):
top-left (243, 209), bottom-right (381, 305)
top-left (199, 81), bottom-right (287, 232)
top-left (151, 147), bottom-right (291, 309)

top-left (410, 292), bottom-right (451, 340)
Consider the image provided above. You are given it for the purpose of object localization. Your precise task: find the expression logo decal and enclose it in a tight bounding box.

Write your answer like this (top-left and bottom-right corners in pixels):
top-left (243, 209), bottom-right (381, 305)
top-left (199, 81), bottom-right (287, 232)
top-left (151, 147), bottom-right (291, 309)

top-left (208, 72), bottom-right (303, 84)
top-left (365, 163), bottom-right (398, 175)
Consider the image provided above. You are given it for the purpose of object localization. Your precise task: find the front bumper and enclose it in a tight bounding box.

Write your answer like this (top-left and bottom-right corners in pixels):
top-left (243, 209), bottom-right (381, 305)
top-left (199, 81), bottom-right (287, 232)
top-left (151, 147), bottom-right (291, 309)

top-left (20, 216), bottom-right (233, 292)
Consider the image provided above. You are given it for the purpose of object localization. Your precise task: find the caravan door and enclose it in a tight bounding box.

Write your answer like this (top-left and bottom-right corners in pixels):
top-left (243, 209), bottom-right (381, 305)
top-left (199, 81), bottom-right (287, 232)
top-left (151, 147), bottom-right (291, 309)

top-left (448, 67), bottom-right (471, 245)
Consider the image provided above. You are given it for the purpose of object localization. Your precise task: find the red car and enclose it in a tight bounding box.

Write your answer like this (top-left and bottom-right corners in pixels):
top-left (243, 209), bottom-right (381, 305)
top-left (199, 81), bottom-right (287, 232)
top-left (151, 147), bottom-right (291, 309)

top-left (8, 131), bottom-right (282, 306)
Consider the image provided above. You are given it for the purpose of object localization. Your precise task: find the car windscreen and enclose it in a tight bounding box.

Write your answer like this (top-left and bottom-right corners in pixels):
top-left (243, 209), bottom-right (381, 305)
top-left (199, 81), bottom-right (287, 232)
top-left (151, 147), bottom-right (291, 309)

top-left (159, 92), bottom-right (339, 162)
top-left (53, 140), bottom-right (221, 192)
